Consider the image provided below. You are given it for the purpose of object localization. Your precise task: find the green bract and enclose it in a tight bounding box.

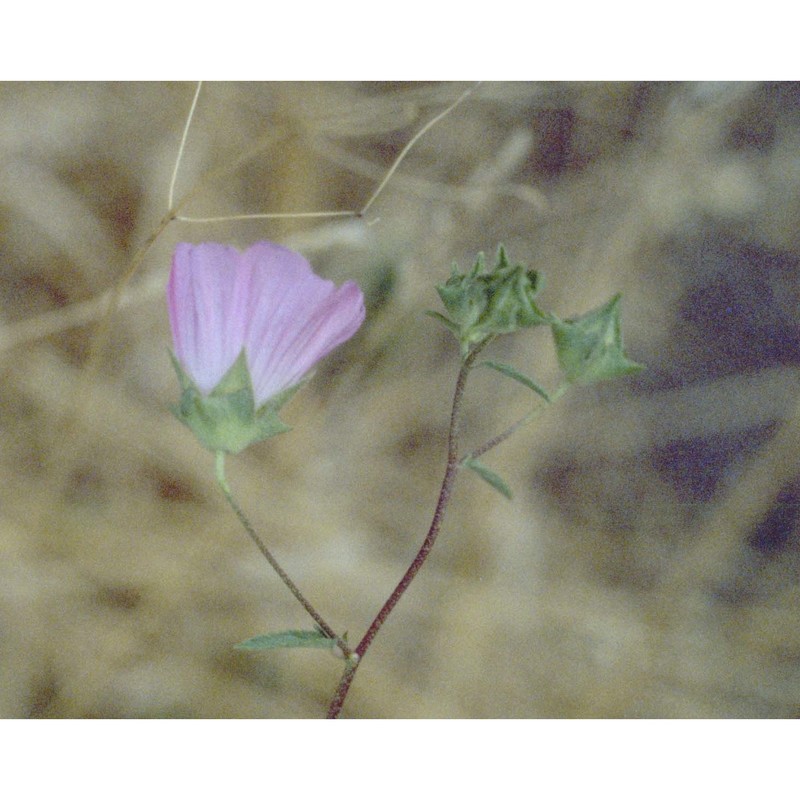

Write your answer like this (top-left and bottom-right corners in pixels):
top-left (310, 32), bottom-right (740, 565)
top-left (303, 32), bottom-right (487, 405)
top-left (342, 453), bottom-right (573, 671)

top-left (432, 247), bottom-right (550, 356)
top-left (550, 294), bottom-right (644, 385)
top-left (169, 350), bottom-right (302, 454)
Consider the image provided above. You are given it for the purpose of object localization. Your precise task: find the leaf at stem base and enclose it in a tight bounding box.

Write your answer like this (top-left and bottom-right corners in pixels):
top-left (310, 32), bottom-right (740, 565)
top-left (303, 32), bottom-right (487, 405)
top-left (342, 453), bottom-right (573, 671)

top-left (463, 457), bottom-right (513, 499)
top-left (234, 629), bottom-right (336, 651)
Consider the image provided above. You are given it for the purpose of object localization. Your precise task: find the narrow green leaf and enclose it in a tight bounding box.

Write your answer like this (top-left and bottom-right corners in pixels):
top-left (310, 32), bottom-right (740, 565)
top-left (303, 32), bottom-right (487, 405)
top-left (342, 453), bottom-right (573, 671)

top-left (425, 309), bottom-right (461, 334)
top-left (463, 457), bottom-right (513, 499)
top-left (479, 361), bottom-right (551, 402)
top-left (234, 629), bottom-right (335, 651)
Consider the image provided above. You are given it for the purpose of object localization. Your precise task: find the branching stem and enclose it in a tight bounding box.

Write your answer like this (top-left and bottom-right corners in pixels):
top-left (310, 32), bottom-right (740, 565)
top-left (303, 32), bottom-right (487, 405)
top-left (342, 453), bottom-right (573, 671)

top-left (464, 382), bottom-right (570, 463)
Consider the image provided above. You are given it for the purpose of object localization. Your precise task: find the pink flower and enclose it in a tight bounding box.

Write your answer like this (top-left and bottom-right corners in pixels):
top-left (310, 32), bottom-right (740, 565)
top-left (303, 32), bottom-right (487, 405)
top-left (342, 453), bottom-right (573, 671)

top-left (168, 241), bottom-right (365, 406)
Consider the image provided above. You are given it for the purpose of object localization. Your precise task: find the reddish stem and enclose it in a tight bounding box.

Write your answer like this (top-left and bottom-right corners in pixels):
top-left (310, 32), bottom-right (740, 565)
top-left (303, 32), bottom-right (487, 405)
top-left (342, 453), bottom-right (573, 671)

top-left (326, 345), bottom-right (483, 718)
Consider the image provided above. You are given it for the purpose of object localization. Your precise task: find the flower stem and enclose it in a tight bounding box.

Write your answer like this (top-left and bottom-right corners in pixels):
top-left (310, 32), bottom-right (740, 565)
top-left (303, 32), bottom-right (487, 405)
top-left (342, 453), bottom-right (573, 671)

top-left (214, 451), bottom-right (352, 659)
top-left (326, 344), bottom-right (486, 718)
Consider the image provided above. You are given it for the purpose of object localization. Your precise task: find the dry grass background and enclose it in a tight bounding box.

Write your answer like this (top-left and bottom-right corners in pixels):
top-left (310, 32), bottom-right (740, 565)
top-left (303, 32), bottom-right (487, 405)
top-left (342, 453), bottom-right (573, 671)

top-left (1, 81), bottom-right (799, 718)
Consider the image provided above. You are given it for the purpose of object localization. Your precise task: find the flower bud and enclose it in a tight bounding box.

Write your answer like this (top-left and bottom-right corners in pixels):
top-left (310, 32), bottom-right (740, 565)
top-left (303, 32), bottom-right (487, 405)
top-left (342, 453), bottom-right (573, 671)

top-left (434, 247), bottom-right (550, 355)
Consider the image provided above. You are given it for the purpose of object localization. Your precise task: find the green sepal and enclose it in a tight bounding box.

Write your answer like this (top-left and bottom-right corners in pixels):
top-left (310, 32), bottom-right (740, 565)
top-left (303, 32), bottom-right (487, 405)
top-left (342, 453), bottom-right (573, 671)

top-left (433, 246), bottom-right (552, 357)
top-left (425, 310), bottom-right (461, 335)
top-left (462, 456), bottom-right (513, 499)
top-left (467, 247), bottom-right (551, 339)
top-left (478, 360), bottom-right (551, 402)
top-left (233, 629), bottom-right (336, 651)
top-left (170, 350), bottom-right (301, 454)
top-left (550, 294), bottom-right (644, 385)
top-left (436, 253), bottom-right (491, 337)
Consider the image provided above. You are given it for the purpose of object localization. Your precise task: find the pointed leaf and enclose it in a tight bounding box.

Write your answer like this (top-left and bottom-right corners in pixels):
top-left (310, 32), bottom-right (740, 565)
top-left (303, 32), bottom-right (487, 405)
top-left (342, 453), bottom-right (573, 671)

top-left (425, 309), bottom-right (461, 335)
top-left (479, 361), bottom-right (551, 402)
top-left (234, 629), bottom-right (335, 651)
top-left (550, 294), bottom-right (644, 385)
top-left (463, 457), bottom-right (513, 499)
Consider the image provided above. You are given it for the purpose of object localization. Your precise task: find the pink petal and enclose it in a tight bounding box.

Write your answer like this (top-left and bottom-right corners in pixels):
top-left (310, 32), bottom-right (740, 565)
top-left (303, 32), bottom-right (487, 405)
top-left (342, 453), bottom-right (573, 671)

top-left (168, 242), bottom-right (249, 394)
top-left (240, 243), bottom-right (366, 404)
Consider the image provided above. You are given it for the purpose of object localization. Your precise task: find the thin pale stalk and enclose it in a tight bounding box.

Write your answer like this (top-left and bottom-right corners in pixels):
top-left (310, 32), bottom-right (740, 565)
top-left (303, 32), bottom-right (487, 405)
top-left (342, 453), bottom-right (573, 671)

top-left (175, 210), bottom-right (359, 224)
top-left (176, 83), bottom-right (480, 226)
top-left (357, 82), bottom-right (479, 217)
top-left (168, 81), bottom-right (203, 209)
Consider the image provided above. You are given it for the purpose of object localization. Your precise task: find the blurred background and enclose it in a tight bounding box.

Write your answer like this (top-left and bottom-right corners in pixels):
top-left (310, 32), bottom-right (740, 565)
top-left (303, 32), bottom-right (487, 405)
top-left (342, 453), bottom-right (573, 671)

top-left (1, 81), bottom-right (799, 718)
